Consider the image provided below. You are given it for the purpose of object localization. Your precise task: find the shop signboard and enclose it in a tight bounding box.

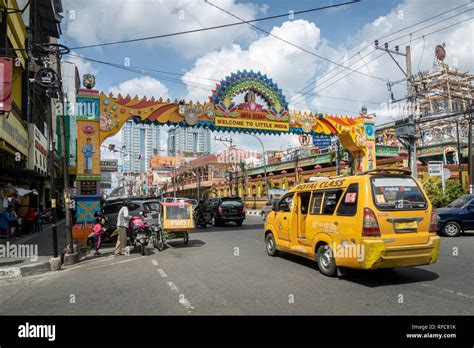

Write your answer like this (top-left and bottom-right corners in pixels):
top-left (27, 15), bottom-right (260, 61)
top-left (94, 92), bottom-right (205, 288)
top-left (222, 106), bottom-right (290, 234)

top-left (80, 180), bottom-right (98, 195)
top-left (0, 113), bottom-right (28, 156)
top-left (28, 124), bottom-right (48, 175)
top-left (100, 159), bottom-right (118, 172)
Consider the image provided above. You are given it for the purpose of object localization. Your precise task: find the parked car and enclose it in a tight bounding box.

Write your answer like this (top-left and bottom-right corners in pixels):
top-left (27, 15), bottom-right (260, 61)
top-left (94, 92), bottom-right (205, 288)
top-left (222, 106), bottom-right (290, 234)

top-left (205, 197), bottom-right (245, 226)
top-left (260, 198), bottom-right (280, 221)
top-left (102, 199), bottom-right (160, 229)
top-left (436, 194), bottom-right (474, 237)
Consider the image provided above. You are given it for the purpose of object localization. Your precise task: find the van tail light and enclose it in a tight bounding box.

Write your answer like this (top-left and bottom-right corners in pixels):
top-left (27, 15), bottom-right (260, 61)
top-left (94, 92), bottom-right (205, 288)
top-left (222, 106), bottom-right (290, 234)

top-left (362, 208), bottom-right (381, 237)
top-left (429, 210), bottom-right (439, 233)
top-left (240, 206), bottom-right (246, 214)
top-left (143, 210), bottom-right (150, 218)
top-left (218, 206), bottom-right (224, 215)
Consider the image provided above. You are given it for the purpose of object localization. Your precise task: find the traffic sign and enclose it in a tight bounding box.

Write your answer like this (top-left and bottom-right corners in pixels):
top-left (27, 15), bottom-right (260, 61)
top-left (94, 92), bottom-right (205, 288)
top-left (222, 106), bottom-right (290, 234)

top-left (312, 134), bottom-right (332, 147)
top-left (428, 161), bottom-right (443, 176)
top-left (299, 133), bottom-right (311, 146)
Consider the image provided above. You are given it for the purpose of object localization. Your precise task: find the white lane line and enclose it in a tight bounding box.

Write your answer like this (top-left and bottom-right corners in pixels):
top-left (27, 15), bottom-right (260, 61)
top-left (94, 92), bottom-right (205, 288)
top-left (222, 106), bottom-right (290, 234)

top-left (165, 282), bottom-right (194, 312)
top-left (420, 283), bottom-right (474, 299)
top-left (157, 268), bottom-right (167, 278)
top-left (151, 259), bottom-right (158, 266)
top-left (86, 256), bottom-right (145, 270)
top-left (179, 294), bottom-right (195, 310)
top-left (167, 281), bottom-right (178, 292)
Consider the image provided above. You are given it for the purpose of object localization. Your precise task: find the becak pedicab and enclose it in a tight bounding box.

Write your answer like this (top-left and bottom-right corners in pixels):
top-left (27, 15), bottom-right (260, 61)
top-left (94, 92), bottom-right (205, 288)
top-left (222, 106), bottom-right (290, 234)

top-left (152, 201), bottom-right (194, 251)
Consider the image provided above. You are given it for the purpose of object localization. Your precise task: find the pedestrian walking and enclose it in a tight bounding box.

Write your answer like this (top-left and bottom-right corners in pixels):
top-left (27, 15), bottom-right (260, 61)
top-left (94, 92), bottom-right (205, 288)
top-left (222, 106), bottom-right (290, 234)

top-left (92, 223), bottom-right (102, 257)
top-left (115, 202), bottom-right (130, 255)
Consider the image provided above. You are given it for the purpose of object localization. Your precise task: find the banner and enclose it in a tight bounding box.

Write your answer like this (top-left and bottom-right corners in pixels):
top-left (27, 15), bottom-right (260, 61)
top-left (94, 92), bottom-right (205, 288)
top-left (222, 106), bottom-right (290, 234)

top-left (214, 117), bottom-right (289, 132)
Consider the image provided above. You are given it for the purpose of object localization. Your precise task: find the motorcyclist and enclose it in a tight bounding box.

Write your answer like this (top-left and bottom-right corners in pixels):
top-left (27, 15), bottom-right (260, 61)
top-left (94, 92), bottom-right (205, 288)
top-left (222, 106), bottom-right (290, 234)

top-left (195, 199), bottom-right (207, 226)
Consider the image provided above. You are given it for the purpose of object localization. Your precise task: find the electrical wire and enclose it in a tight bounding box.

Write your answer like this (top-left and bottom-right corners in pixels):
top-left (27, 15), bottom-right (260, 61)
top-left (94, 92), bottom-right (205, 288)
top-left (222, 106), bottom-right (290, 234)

top-left (69, 1), bottom-right (360, 50)
top-left (288, 2), bottom-right (474, 104)
top-left (205, 0), bottom-right (387, 84)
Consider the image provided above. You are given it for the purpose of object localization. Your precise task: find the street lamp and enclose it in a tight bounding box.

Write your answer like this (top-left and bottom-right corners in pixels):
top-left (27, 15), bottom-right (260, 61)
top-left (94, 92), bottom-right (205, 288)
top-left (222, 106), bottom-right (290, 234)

top-left (248, 134), bottom-right (269, 201)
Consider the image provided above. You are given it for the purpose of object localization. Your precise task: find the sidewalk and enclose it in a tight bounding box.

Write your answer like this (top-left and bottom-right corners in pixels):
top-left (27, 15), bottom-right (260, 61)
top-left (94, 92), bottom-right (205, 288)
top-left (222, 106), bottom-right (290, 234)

top-left (0, 221), bottom-right (123, 279)
top-left (0, 220), bottom-right (68, 278)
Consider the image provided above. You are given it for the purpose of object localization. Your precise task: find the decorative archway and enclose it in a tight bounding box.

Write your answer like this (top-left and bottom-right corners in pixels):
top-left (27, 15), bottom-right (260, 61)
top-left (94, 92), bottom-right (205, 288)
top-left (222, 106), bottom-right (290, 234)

top-left (74, 70), bottom-right (375, 224)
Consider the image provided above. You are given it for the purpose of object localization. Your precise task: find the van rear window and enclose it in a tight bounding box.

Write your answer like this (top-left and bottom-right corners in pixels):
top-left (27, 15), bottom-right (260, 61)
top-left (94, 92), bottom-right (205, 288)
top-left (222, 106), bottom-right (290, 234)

top-left (370, 176), bottom-right (426, 210)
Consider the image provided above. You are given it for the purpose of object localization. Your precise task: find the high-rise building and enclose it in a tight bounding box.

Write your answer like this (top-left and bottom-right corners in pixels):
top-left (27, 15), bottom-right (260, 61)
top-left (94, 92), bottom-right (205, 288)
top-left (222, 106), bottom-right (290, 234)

top-left (121, 121), bottom-right (161, 173)
top-left (167, 127), bottom-right (211, 156)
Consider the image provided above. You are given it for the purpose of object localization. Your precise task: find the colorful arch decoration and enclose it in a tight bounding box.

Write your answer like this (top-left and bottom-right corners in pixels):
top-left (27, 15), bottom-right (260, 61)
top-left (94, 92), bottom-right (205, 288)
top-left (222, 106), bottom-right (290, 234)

top-left (211, 70), bottom-right (288, 121)
top-left (74, 71), bottom-right (376, 221)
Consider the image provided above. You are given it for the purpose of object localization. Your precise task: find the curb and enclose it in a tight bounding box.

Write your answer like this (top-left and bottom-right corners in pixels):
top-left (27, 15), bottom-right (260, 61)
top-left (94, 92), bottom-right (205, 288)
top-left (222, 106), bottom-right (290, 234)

top-left (0, 261), bottom-right (52, 280)
top-left (246, 211), bottom-right (261, 216)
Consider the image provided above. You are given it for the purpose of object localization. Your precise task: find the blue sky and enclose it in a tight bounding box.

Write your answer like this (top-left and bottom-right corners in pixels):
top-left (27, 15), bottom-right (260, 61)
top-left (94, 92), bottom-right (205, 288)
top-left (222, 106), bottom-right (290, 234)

top-left (62, 0), bottom-right (403, 99)
top-left (61, 0), bottom-right (473, 153)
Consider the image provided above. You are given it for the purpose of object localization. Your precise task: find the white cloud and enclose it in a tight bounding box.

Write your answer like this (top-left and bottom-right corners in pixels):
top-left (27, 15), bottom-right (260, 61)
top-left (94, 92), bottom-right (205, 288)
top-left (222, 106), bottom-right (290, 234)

top-left (108, 76), bottom-right (170, 99)
top-left (63, 0), bottom-right (264, 58)
top-left (65, 51), bottom-right (98, 76)
top-left (182, 19), bottom-right (322, 102)
top-left (308, 0), bottom-right (474, 124)
top-left (180, 19), bottom-right (323, 152)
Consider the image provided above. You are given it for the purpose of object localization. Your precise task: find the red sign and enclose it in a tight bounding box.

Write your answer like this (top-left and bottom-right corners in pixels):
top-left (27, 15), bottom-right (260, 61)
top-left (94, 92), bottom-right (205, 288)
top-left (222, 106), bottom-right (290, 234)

top-left (0, 58), bottom-right (13, 112)
top-left (345, 192), bottom-right (357, 203)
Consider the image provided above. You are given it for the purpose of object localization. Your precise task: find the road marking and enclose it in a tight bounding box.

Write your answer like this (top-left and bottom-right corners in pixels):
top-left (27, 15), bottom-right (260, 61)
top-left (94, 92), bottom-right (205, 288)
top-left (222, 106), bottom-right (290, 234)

top-left (157, 269), bottom-right (167, 278)
top-left (420, 284), bottom-right (474, 299)
top-left (151, 260), bottom-right (158, 266)
top-left (86, 256), bottom-right (145, 270)
top-left (179, 294), bottom-right (195, 311)
top-left (165, 281), bottom-right (194, 312)
top-left (167, 281), bottom-right (178, 292)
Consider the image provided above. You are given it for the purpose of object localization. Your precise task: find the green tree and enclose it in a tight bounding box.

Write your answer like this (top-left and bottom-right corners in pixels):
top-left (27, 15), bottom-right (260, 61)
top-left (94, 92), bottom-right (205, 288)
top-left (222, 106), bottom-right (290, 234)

top-left (423, 179), bottom-right (467, 208)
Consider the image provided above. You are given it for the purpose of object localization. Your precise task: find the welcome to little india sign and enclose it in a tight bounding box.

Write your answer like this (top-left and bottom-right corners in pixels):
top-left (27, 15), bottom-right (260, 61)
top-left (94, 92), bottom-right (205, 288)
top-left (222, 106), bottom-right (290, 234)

top-left (214, 116), bottom-right (289, 132)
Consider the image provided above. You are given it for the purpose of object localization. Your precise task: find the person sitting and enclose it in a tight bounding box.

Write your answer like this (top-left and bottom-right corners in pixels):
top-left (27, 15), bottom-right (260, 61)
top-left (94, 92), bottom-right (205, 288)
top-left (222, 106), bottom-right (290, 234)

top-left (0, 206), bottom-right (18, 240)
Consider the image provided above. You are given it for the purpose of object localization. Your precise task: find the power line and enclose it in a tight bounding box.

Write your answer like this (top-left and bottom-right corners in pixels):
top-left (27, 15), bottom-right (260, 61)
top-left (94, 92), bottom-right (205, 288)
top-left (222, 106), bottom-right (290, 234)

top-left (293, 10), bottom-right (474, 106)
top-left (205, 0), bottom-right (387, 83)
top-left (69, 1), bottom-right (360, 50)
top-left (313, 15), bottom-right (473, 110)
top-left (288, 1), bottom-right (473, 104)
top-left (67, 53), bottom-right (384, 105)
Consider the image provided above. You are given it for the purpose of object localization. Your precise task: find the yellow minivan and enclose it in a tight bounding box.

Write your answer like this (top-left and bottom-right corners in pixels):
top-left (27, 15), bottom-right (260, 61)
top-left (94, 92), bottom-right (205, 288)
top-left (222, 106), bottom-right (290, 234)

top-left (264, 169), bottom-right (440, 276)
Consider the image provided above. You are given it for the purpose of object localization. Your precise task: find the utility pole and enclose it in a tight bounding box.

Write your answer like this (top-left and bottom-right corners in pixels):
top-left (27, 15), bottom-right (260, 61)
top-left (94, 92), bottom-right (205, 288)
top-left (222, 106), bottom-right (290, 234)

top-left (456, 120), bottom-right (463, 187)
top-left (248, 134), bottom-right (269, 201)
top-left (294, 148), bottom-right (300, 184)
top-left (55, 50), bottom-right (74, 255)
top-left (376, 41), bottom-right (417, 178)
top-left (46, 92), bottom-right (58, 258)
top-left (214, 136), bottom-right (234, 196)
top-left (469, 109), bottom-right (473, 194)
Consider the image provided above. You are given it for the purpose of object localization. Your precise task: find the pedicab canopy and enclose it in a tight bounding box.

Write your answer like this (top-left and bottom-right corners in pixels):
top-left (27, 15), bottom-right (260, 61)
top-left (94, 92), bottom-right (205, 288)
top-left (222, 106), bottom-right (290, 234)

top-left (160, 202), bottom-right (194, 231)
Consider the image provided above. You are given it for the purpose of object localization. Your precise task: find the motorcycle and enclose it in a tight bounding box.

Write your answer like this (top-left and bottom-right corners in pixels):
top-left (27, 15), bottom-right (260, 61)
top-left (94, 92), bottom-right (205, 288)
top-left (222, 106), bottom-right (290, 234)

top-left (128, 214), bottom-right (152, 255)
top-left (39, 209), bottom-right (53, 224)
top-left (193, 210), bottom-right (207, 228)
top-left (87, 214), bottom-right (117, 247)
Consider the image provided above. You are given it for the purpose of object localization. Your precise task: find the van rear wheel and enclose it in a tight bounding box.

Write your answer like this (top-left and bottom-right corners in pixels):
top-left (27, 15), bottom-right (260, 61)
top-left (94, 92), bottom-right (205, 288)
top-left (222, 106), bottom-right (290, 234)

top-left (316, 244), bottom-right (337, 277)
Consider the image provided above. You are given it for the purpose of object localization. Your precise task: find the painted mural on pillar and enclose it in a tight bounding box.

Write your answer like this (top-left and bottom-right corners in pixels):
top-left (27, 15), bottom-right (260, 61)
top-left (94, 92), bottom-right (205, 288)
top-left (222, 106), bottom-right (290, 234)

top-left (96, 71), bottom-right (374, 171)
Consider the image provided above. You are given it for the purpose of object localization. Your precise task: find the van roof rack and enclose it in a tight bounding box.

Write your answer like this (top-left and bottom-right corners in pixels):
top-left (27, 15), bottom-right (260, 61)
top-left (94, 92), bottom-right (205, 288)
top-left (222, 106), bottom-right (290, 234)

top-left (357, 168), bottom-right (412, 176)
